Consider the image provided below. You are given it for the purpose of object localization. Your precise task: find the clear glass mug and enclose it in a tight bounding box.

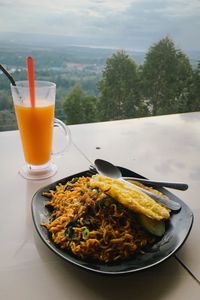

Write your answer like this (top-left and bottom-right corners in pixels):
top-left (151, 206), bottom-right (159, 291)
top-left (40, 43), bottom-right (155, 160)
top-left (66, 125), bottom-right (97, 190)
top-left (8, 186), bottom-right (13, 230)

top-left (11, 81), bottom-right (71, 180)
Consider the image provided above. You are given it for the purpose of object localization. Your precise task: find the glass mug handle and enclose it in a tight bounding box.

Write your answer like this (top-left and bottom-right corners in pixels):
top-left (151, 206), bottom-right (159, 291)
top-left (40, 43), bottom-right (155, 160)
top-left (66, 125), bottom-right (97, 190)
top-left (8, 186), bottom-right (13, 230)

top-left (52, 118), bottom-right (71, 156)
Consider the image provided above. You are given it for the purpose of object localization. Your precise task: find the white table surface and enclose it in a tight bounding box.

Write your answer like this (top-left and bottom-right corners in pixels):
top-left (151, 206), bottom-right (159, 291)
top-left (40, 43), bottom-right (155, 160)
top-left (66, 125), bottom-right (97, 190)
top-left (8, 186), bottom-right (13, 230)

top-left (0, 112), bottom-right (200, 299)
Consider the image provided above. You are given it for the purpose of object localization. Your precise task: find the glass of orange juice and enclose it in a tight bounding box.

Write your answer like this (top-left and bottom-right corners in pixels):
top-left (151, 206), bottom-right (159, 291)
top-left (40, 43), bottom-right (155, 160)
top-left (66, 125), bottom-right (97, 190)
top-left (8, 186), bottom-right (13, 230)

top-left (11, 81), bottom-right (71, 180)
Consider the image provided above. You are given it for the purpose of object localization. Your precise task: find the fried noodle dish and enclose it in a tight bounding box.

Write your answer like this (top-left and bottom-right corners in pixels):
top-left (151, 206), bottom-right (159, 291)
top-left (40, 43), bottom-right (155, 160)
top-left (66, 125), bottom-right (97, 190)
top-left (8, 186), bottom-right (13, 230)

top-left (42, 175), bottom-right (171, 263)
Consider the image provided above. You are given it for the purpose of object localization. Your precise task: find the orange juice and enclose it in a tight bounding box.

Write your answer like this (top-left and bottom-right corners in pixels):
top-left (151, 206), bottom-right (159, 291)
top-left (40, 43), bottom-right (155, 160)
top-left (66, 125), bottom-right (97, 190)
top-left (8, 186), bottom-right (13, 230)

top-left (15, 102), bottom-right (54, 165)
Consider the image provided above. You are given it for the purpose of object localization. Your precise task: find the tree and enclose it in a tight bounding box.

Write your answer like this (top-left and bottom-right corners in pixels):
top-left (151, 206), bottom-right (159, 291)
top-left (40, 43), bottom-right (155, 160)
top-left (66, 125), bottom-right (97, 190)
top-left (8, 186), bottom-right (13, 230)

top-left (98, 50), bottom-right (148, 121)
top-left (0, 110), bottom-right (17, 131)
top-left (0, 91), bottom-right (13, 111)
top-left (142, 36), bottom-right (193, 115)
top-left (63, 85), bottom-right (97, 124)
top-left (188, 61), bottom-right (200, 111)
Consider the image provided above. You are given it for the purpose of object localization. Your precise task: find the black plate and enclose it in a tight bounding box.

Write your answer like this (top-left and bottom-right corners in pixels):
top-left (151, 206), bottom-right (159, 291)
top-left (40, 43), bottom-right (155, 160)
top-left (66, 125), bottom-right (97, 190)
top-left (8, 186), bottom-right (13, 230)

top-left (31, 167), bottom-right (194, 275)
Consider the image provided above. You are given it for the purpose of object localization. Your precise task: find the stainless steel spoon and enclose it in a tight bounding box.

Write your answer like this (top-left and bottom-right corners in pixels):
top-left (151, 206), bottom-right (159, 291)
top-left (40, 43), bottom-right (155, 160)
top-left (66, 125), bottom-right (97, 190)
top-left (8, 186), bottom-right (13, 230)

top-left (91, 161), bottom-right (188, 191)
top-left (94, 159), bottom-right (182, 211)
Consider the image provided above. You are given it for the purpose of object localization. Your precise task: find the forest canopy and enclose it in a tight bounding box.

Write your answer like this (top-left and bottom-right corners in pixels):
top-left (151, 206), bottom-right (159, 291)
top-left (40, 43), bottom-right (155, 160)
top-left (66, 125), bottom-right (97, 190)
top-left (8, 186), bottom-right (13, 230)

top-left (0, 37), bottom-right (200, 130)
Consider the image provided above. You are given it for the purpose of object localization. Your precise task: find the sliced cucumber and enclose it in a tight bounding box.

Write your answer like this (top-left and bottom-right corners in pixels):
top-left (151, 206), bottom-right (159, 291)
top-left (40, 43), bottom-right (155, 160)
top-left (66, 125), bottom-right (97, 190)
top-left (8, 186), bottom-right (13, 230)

top-left (139, 214), bottom-right (165, 237)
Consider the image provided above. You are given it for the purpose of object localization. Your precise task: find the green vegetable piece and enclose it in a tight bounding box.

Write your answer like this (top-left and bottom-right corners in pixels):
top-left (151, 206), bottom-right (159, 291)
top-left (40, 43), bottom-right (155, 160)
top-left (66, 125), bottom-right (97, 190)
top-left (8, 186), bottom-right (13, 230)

top-left (82, 227), bottom-right (90, 240)
top-left (71, 177), bottom-right (78, 183)
top-left (139, 214), bottom-right (165, 237)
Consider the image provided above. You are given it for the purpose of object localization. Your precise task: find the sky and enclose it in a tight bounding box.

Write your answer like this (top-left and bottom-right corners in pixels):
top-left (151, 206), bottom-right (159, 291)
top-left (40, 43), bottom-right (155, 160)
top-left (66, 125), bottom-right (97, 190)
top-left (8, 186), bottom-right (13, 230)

top-left (0, 0), bottom-right (200, 51)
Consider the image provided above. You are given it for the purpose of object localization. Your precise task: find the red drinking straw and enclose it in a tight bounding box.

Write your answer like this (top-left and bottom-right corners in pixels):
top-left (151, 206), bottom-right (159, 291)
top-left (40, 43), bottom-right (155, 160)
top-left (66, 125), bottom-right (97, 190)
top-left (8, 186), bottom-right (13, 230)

top-left (26, 56), bottom-right (35, 108)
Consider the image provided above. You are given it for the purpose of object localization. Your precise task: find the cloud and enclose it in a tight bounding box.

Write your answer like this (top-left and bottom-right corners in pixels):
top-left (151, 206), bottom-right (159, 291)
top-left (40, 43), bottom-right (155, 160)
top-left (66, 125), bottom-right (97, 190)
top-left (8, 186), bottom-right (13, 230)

top-left (0, 0), bottom-right (200, 50)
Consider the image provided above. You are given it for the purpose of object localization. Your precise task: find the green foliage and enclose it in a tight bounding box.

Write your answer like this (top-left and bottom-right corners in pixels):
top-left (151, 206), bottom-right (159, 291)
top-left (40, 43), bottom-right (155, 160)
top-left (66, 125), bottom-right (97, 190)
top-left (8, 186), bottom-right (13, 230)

top-left (188, 61), bottom-right (200, 111)
top-left (0, 91), bottom-right (13, 110)
top-left (142, 36), bottom-right (193, 115)
top-left (98, 50), bottom-right (148, 121)
top-left (0, 110), bottom-right (17, 131)
top-left (0, 38), bottom-right (200, 131)
top-left (0, 46), bottom-right (112, 69)
top-left (62, 85), bottom-right (97, 124)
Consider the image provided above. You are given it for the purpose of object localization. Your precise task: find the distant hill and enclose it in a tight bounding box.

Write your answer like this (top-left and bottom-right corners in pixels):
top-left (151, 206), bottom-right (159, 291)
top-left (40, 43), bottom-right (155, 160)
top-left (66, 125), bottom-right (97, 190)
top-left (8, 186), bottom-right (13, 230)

top-left (0, 32), bottom-right (199, 68)
top-left (0, 32), bottom-right (145, 67)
